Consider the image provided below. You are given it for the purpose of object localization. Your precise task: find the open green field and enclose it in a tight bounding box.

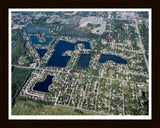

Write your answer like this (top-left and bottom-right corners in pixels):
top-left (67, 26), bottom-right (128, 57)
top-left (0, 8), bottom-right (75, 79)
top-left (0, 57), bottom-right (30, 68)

top-left (12, 99), bottom-right (102, 115)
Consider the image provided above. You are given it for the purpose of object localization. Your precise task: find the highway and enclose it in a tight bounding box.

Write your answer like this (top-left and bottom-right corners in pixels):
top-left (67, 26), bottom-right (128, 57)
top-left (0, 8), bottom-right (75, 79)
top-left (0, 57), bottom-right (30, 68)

top-left (12, 64), bottom-right (145, 83)
top-left (134, 12), bottom-right (149, 73)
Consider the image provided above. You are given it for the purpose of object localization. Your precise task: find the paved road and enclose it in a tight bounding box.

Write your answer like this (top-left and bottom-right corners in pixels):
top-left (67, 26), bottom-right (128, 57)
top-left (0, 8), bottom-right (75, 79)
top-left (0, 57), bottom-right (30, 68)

top-left (13, 64), bottom-right (147, 85)
top-left (12, 65), bottom-right (131, 83)
top-left (56, 104), bottom-right (108, 115)
top-left (134, 12), bottom-right (149, 73)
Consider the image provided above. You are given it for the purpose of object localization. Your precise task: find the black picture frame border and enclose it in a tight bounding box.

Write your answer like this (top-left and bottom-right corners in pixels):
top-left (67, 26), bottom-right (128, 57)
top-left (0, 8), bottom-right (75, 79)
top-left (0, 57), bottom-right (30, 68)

top-left (0, 0), bottom-right (159, 128)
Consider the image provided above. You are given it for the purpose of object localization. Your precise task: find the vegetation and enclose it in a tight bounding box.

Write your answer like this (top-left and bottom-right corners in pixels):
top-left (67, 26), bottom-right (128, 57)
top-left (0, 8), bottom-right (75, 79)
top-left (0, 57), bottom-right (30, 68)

top-left (12, 67), bottom-right (33, 107)
top-left (87, 23), bottom-right (101, 29)
top-left (12, 30), bottom-right (33, 65)
top-left (12, 98), bottom-right (100, 115)
top-left (138, 23), bottom-right (149, 60)
top-left (138, 12), bottom-right (148, 19)
top-left (111, 12), bottom-right (117, 19)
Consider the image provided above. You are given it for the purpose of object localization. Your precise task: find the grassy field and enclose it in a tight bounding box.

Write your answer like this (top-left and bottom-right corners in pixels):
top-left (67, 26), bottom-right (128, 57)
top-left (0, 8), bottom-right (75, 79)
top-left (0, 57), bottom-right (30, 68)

top-left (12, 99), bottom-right (102, 115)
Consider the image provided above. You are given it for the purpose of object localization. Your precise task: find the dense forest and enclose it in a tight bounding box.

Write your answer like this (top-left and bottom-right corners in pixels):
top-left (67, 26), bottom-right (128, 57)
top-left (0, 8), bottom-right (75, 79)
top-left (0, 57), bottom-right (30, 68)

top-left (12, 30), bottom-right (33, 65)
top-left (12, 66), bottom-right (33, 107)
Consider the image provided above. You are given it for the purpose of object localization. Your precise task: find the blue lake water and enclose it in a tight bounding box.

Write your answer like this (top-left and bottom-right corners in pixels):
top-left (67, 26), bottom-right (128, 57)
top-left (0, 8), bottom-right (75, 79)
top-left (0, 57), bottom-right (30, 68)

top-left (33, 75), bottom-right (54, 93)
top-left (47, 40), bottom-right (91, 67)
top-left (12, 42), bottom-right (16, 49)
top-left (26, 56), bottom-right (31, 60)
top-left (30, 36), bottom-right (53, 45)
top-left (75, 41), bottom-right (91, 49)
top-left (53, 22), bottom-right (61, 24)
top-left (25, 26), bottom-right (50, 34)
top-left (99, 54), bottom-right (127, 64)
top-left (117, 16), bottom-right (122, 19)
top-left (36, 49), bottom-right (47, 58)
top-left (78, 54), bottom-right (91, 68)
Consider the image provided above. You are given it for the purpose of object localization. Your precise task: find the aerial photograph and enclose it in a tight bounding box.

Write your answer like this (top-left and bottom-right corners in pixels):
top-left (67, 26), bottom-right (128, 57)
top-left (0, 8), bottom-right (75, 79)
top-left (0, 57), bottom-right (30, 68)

top-left (9, 9), bottom-right (151, 119)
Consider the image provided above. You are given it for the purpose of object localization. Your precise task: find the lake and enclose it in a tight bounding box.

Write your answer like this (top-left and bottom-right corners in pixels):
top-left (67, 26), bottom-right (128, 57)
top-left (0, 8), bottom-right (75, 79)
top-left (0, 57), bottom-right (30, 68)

top-left (78, 54), bottom-right (91, 68)
top-left (53, 22), bottom-right (61, 24)
top-left (36, 49), bottom-right (47, 58)
top-left (75, 41), bottom-right (91, 49)
top-left (33, 75), bottom-right (54, 93)
top-left (47, 40), bottom-right (91, 67)
top-left (30, 36), bottom-right (53, 45)
top-left (25, 26), bottom-right (50, 34)
top-left (99, 54), bottom-right (127, 64)
top-left (26, 56), bottom-right (31, 60)
top-left (12, 42), bottom-right (16, 49)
